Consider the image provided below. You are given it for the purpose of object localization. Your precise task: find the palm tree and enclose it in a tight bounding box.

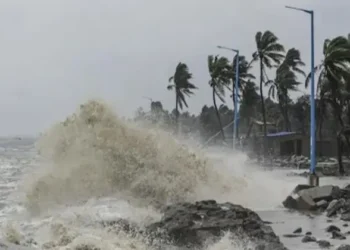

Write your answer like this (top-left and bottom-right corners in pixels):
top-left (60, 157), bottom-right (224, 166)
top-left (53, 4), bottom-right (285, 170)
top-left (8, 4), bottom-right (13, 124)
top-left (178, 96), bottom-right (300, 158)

top-left (305, 35), bottom-right (350, 175)
top-left (253, 31), bottom-right (285, 142)
top-left (267, 48), bottom-right (305, 131)
top-left (306, 36), bottom-right (350, 126)
top-left (240, 80), bottom-right (259, 133)
top-left (291, 95), bottom-right (310, 134)
top-left (207, 55), bottom-right (231, 140)
top-left (167, 62), bottom-right (197, 130)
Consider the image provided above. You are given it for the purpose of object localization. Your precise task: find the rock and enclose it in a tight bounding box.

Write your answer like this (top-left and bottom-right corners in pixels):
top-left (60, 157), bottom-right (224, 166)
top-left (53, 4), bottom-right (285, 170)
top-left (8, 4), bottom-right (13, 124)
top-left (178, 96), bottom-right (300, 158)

top-left (306, 231), bottom-right (312, 235)
top-left (283, 193), bottom-right (316, 210)
top-left (300, 185), bottom-right (338, 202)
top-left (301, 235), bottom-right (316, 243)
top-left (341, 213), bottom-right (350, 221)
top-left (326, 200), bottom-right (339, 212)
top-left (283, 234), bottom-right (302, 238)
top-left (331, 186), bottom-right (343, 200)
top-left (344, 200), bottom-right (350, 211)
top-left (336, 245), bottom-right (350, 250)
top-left (327, 199), bottom-right (346, 217)
top-left (326, 225), bottom-right (341, 233)
top-left (316, 200), bottom-right (329, 209)
top-left (332, 231), bottom-right (347, 240)
top-left (100, 218), bottom-right (142, 236)
top-left (317, 240), bottom-right (331, 248)
top-left (340, 187), bottom-right (350, 199)
top-left (344, 223), bottom-right (349, 227)
top-left (282, 185), bottom-right (315, 210)
top-left (293, 227), bottom-right (302, 234)
top-left (289, 184), bottom-right (313, 194)
top-left (283, 185), bottom-right (340, 211)
top-left (146, 200), bottom-right (287, 250)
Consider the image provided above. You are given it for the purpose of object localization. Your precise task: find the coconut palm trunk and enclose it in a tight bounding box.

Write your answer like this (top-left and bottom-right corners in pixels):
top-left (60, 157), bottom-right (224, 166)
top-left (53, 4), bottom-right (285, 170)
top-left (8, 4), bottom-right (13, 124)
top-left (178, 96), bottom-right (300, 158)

top-left (259, 60), bottom-right (268, 154)
top-left (213, 88), bottom-right (225, 140)
top-left (253, 31), bottom-right (285, 154)
top-left (175, 89), bottom-right (179, 131)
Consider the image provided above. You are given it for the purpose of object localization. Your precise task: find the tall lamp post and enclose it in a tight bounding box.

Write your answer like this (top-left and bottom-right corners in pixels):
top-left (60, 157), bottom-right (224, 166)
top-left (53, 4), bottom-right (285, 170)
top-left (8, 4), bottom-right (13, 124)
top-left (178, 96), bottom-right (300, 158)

top-left (285, 6), bottom-right (318, 186)
top-left (217, 45), bottom-right (240, 148)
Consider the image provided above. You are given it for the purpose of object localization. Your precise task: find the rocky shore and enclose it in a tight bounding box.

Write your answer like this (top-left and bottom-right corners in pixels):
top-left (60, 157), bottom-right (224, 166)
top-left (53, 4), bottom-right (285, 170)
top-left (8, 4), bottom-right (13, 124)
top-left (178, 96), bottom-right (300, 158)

top-left (2, 194), bottom-right (350, 249)
top-left (100, 200), bottom-right (288, 250)
top-left (5, 200), bottom-right (287, 250)
top-left (283, 183), bottom-right (350, 249)
top-left (146, 200), bottom-right (287, 249)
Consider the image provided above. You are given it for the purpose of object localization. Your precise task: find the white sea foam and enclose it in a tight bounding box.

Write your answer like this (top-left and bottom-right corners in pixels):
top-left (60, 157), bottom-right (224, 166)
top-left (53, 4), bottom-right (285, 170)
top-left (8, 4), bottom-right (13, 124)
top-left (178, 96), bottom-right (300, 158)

top-left (2, 100), bottom-right (302, 249)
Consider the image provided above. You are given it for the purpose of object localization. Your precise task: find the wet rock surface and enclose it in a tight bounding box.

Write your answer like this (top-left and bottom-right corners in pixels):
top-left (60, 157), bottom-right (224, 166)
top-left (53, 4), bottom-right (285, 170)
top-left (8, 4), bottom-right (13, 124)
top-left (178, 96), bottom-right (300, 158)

top-left (283, 184), bottom-right (350, 219)
top-left (146, 200), bottom-right (288, 250)
top-left (317, 240), bottom-right (331, 248)
top-left (283, 183), bottom-right (350, 245)
top-left (336, 245), bottom-right (350, 250)
top-left (301, 235), bottom-right (316, 243)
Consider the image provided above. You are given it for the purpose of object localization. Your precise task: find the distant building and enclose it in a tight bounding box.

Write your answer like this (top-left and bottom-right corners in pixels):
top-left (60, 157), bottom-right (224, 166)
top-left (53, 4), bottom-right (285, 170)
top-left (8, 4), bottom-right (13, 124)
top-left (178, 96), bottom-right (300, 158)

top-left (209, 118), bottom-right (337, 157)
top-left (264, 131), bottom-right (336, 157)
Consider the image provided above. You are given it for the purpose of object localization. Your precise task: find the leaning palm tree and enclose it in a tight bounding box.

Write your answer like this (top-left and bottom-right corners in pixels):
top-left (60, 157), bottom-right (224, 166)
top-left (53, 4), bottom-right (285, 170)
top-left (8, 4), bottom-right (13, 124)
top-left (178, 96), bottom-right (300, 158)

top-left (167, 62), bottom-right (197, 129)
top-left (267, 70), bottom-right (301, 131)
top-left (292, 95), bottom-right (310, 134)
top-left (305, 37), bottom-right (350, 132)
top-left (207, 55), bottom-right (231, 140)
top-left (266, 48), bottom-right (305, 131)
top-left (252, 31), bottom-right (285, 140)
top-left (305, 35), bottom-right (350, 175)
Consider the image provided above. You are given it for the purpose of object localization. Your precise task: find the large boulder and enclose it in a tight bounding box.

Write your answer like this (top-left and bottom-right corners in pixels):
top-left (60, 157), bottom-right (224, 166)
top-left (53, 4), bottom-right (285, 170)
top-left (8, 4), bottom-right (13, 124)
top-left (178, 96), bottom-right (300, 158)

top-left (283, 184), bottom-right (350, 224)
top-left (146, 200), bottom-right (287, 250)
top-left (283, 185), bottom-right (341, 210)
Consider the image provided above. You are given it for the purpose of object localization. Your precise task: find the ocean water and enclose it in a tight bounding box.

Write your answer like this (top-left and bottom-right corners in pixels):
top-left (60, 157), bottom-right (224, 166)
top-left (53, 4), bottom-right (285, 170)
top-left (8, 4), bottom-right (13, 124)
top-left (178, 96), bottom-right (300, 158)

top-left (0, 100), bottom-right (348, 250)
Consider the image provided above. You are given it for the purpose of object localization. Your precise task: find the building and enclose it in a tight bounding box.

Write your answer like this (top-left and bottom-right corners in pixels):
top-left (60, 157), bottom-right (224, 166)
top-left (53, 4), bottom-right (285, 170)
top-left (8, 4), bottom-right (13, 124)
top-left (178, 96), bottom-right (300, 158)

top-left (208, 118), bottom-right (337, 157)
top-left (265, 131), bottom-right (336, 157)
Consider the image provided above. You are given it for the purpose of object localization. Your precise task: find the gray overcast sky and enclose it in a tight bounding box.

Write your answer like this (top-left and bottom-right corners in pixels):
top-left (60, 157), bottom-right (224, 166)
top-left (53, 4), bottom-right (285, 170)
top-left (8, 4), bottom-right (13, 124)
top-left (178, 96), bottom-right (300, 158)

top-left (0, 0), bottom-right (349, 136)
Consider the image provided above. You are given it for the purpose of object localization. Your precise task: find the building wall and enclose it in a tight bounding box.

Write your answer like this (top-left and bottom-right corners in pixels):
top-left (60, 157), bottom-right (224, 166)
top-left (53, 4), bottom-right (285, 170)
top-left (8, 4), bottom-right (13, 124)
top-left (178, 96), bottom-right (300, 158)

top-left (300, 137), bottom-right (337, 157)
top-left (246, 134), bottom-right (338, 157)
top-left (268, 135), bottom-right (337, 157)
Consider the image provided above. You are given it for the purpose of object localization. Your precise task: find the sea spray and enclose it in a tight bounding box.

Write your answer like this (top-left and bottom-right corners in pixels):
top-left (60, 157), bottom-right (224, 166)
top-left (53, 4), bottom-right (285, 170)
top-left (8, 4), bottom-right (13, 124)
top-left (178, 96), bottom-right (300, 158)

top-left (24, 100), bottom-right (246, 215)
top-left (4, 100), bottom-right (302, 249)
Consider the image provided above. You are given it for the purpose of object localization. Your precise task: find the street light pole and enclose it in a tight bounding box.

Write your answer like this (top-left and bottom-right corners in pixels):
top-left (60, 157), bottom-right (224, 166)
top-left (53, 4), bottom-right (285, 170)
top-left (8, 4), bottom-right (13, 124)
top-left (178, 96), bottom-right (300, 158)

top-left (217, 45), bottom-right (240, 149)
top-left (285, 6), bottom-right (318, 186)
top-left (234, 50), bottom-right (239, 142)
